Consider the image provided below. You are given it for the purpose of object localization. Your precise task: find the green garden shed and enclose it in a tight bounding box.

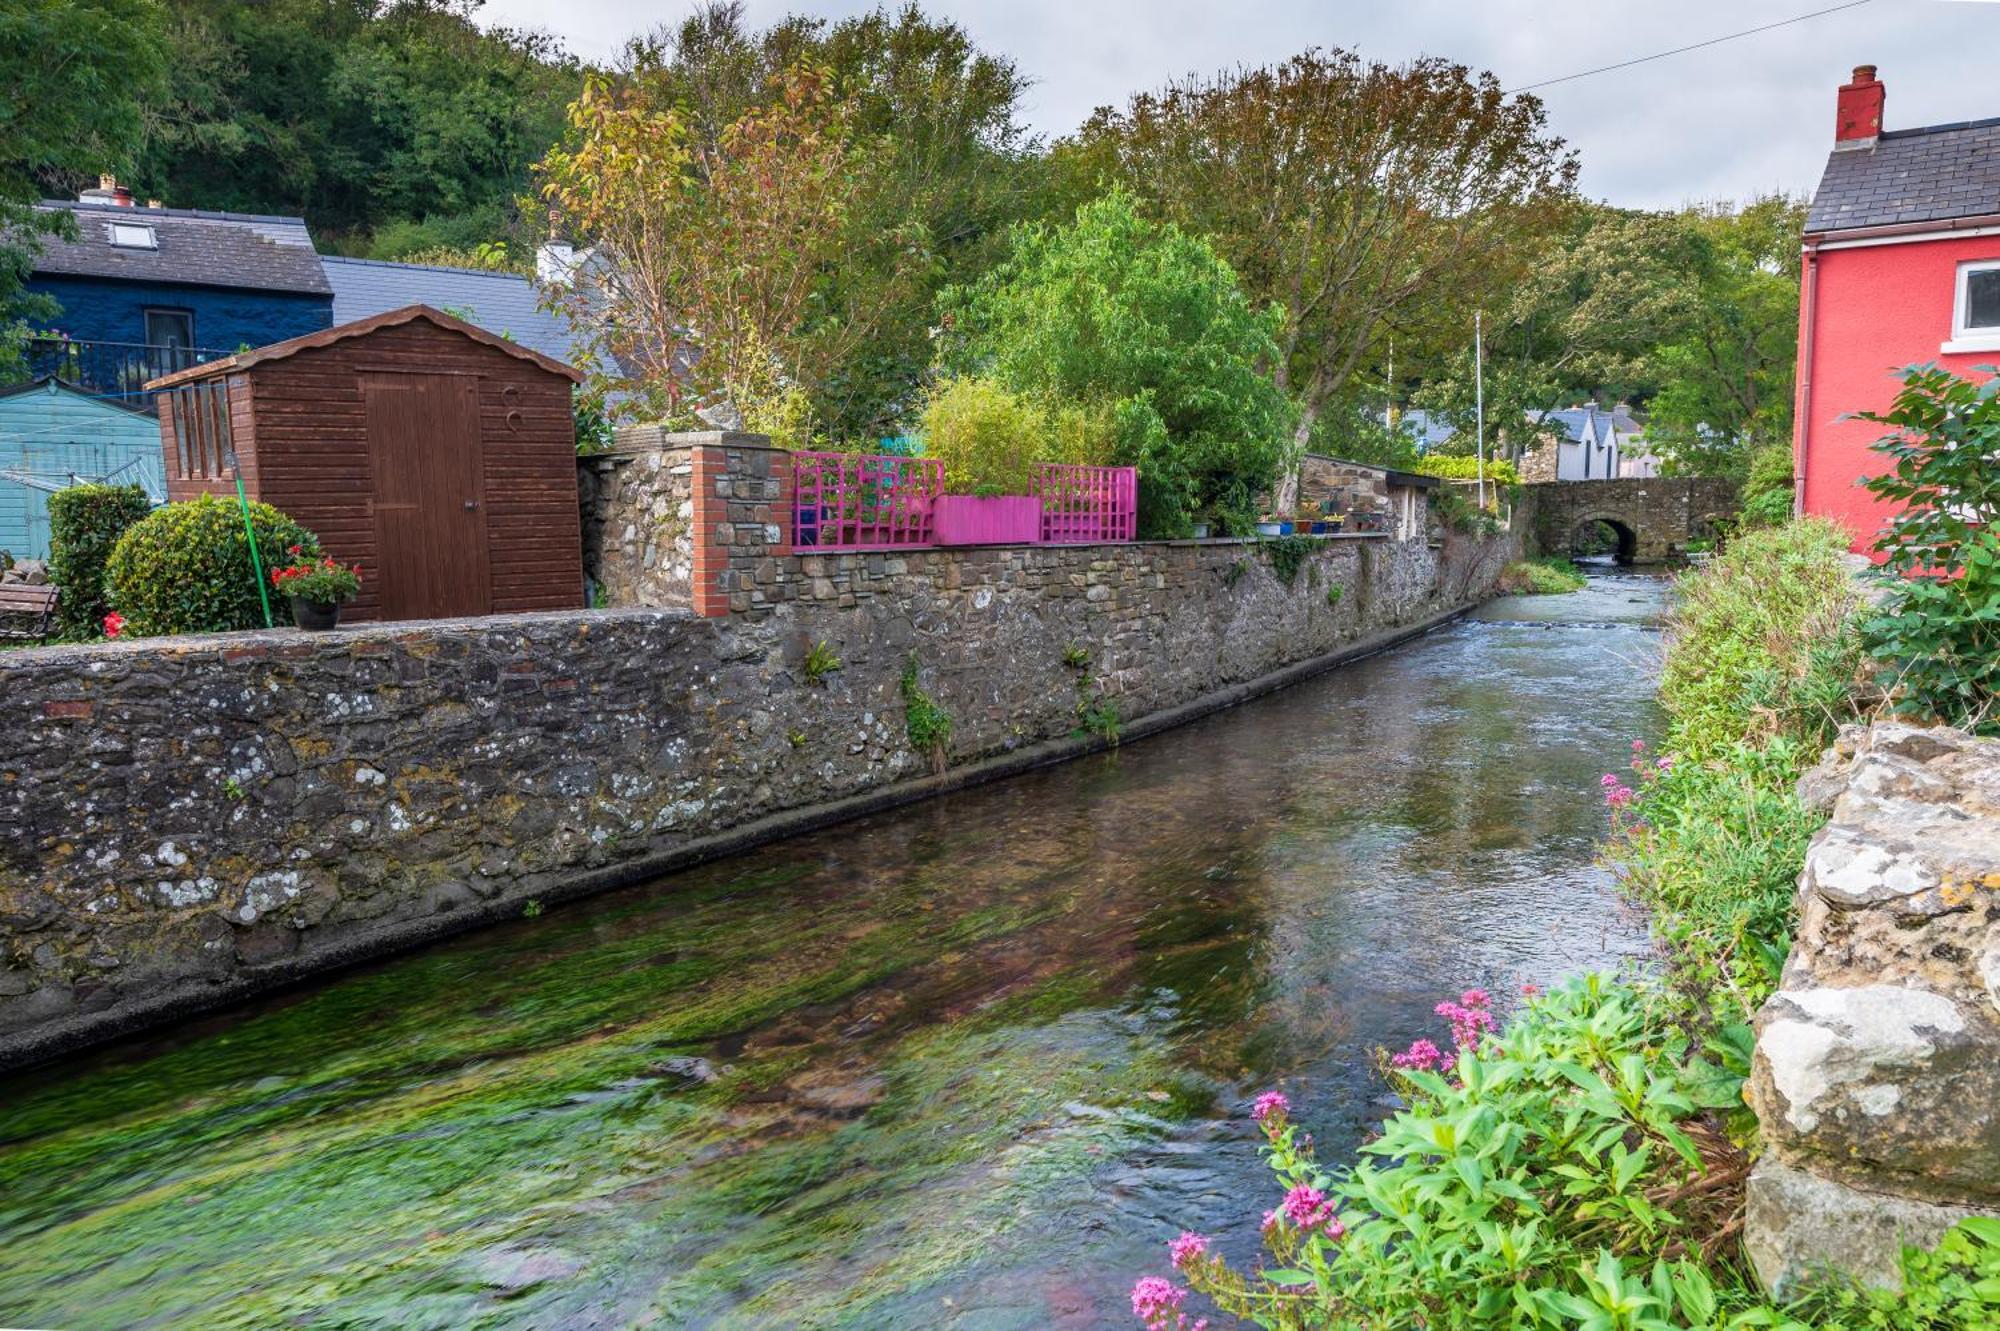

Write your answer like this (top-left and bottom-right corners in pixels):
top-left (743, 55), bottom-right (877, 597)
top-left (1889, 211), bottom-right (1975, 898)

top-left (0, 378), bottom-right (163, 560)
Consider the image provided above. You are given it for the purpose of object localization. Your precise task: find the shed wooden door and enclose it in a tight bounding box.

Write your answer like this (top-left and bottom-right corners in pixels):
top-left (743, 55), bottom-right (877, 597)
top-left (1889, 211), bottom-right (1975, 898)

top-left (360, 371), bottom-right (492, 619)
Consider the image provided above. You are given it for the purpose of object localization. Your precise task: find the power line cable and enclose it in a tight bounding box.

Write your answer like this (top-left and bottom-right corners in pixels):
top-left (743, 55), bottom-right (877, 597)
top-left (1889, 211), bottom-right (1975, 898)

top-left (1506, 0), bottom-right (1876, 94)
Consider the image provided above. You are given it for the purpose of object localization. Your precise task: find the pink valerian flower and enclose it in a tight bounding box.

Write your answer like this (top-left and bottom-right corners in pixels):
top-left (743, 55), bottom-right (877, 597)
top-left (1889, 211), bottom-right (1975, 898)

top-left (1169, 1231), bottom-right (1209, 1270)
top-left (1260, 1208), bottom-right (1281, 1233)
top-left (1599, 772), bottom-right (1621, 789)
top-left (1435, 993), bottom-right (1497, 1052)
top-left (1605, 784), bottom-right (1636, 809)
top-left (1632, 738), bottom-right (1646, 753)
top-left (1391, 1038), bottom-right (1449, 1072)
top-left (1130, 1276), bottom-right (1206, 1330)
top-left (1459, 988), bottom-right (1490, 1008)
top-left (1251, 1090), bottom-right (1290, 1125)
top-left (1520, 981), bottom-right (1541, 998)
top-left (1279, 1184), bottom-right (1345, 1237)
top-left (1656, 756), bottom-right (1673, 772)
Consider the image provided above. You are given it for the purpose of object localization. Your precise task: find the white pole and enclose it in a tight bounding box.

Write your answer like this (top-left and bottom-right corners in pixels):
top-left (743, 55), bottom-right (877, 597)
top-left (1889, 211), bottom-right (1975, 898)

top-left (1474, 310), bottom-right (1486, 512)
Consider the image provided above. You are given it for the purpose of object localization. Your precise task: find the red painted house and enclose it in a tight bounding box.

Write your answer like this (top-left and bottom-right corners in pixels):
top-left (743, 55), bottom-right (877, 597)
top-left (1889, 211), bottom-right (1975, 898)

top-left (1795, 66), bottom-right (2000, 552)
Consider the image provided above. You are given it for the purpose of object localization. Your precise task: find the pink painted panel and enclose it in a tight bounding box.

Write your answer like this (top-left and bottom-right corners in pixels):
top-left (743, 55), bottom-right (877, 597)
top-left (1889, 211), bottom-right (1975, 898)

top-left (934, 494), bottom-right (1041, 545)
top-left (792, 452), bottom-right (942, 550)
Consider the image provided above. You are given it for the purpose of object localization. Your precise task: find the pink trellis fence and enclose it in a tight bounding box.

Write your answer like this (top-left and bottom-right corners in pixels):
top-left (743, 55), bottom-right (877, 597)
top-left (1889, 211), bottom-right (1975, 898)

top-left (792, 453), bottom-right (1137, 550)
top-left (1033, 463), bottom-right (1138, 544)
top-left (792, 451), bottom-right (943, 551)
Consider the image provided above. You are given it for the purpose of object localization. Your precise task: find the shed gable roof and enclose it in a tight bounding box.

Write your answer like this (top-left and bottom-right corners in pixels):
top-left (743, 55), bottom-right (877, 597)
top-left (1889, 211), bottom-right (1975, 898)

top-left (30, 201), bottom-right (331, 295)
top-left (146, 305), bottom-right (582, 388)
top-left (1805, 117), bottom-right (2000, 234)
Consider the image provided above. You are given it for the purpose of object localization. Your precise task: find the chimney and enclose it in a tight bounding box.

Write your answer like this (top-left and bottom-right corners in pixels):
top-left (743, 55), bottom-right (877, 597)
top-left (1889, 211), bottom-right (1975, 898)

top-left (78, 173), bottom-right (135, 206)
top-left (1835, 65), bottom-right (1884, 149)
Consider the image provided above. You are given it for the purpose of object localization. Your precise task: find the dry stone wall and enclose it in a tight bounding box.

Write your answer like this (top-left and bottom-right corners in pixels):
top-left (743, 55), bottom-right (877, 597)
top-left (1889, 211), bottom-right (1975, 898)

top-left (1746, 723), bottom-right (2000, 1294)
top-left (0, 520), bottom-right (1518, 1066)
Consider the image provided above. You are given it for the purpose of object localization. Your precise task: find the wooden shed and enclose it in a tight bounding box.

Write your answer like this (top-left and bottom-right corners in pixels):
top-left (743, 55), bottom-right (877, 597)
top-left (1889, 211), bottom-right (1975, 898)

top-left (148, 305), bottom-right (583, 622)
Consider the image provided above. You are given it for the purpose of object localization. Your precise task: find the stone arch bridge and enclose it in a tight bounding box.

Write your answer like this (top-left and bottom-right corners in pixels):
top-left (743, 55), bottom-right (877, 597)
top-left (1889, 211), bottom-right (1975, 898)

top-left (1527, 477), bottom-right (1742, 564)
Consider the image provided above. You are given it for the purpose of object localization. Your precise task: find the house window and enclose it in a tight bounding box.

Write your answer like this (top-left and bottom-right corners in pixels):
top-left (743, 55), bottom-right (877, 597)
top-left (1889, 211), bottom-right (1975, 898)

top-left (108, 222), bottom-right (157, 249)
top-left (144, 309), bottom-right (192, 349)
top-left (1949, 260), bottom-right (2000, 351)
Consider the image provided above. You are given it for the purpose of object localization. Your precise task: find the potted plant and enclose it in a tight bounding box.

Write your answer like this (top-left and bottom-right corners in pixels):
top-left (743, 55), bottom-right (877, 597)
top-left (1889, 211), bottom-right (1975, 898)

top-left (269, 548), bottom-right (362, 631)
top-left (1254, 515), bottom-right (1283, 537)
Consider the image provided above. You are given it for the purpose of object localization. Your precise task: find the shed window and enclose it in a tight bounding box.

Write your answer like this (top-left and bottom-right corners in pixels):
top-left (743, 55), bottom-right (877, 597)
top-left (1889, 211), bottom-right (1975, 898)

top-left (164, 382), bottom-right (235, 482)
top-left (108, 222), bottom-right (157, 249)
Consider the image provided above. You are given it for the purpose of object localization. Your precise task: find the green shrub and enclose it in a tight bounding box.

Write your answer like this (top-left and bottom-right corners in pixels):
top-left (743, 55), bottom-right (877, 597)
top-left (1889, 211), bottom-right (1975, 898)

top-left (1410, 454), bottom-right (1521, 486)
top-left (1737, 445), bottom-right (1794, 529)
top-left (1658, 519), bottom-right (1863, 763)
top-left (915, 375), bottom-right (1114, 495)
top-left (899, 654), bottom-right (953, 772)
top-left (47, 483), bottom-right (152, 639)
top-left (106, 494), bottom-right (320, 636)
top-left (1850, 364), bottom-right (2000, 733)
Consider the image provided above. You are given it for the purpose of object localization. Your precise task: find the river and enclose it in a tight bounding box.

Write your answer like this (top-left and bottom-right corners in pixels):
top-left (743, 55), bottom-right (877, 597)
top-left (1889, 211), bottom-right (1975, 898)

top-left (0, 570), bottom-right (1667, 1330)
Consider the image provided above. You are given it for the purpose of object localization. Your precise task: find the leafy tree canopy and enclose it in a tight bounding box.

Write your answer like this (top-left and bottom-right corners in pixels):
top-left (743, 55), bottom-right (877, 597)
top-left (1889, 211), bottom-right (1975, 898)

top-left (937, 190), bottom-right (1296, 536)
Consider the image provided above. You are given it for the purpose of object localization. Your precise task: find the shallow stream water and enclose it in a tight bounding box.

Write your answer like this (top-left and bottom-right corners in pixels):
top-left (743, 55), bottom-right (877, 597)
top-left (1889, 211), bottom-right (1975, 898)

top-left (0, 570), bottom-right (1668, 1329)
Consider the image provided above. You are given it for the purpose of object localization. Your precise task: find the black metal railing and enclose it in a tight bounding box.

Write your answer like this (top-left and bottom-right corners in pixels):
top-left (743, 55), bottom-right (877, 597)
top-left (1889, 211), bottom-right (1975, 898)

top-left (21, 336), bottom-right (231, 408)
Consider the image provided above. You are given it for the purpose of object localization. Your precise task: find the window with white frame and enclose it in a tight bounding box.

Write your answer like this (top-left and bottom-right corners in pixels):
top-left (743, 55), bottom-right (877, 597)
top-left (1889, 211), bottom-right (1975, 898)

top-left (1950, 260), bottom-right (2000, 349)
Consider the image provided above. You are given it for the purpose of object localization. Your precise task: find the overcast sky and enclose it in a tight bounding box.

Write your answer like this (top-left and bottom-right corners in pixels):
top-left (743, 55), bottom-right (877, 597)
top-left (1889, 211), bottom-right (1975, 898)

top-left (476, 0), bottom-right (2000, 208)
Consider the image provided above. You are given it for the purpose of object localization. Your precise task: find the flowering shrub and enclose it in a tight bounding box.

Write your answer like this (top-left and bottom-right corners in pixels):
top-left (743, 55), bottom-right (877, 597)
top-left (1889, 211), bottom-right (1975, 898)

top-left (268, 549), bottom-right (362, 604)
top-left (1146, 976), bottom-right (1752, 1330)
top-left (102, 612), bottom-right (125, 639)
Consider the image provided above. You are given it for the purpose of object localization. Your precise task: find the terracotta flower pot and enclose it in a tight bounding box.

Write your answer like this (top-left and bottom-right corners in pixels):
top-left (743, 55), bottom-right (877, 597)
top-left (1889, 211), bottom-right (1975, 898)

top-left (288, 596), bottom-right (341, 631)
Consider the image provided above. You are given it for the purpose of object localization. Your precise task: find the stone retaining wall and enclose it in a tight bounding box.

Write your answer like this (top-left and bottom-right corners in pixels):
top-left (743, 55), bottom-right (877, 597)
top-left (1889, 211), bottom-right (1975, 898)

top-left (0, 519), bottom-right (1519, 1065)
top-left (1746, 723), bottom-right (2000, 1293)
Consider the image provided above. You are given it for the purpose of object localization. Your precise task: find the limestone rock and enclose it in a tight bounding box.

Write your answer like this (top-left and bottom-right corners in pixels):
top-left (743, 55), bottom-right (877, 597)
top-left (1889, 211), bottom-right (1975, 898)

top-left (1747, 723), bottom-right (2000, 1293)
top-left (1746, 1159), bottom-right (1981, 1297)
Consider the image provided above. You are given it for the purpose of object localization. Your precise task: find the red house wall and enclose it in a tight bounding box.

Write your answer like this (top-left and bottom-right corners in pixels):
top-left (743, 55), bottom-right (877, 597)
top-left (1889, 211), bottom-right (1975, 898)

top-left (1798, 232), bottom-right (2000, 554)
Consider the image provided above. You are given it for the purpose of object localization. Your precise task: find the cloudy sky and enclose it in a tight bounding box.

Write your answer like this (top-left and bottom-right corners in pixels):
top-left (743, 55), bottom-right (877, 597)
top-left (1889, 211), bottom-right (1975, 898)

top-left (476, 0), bottom-right (1999, 208)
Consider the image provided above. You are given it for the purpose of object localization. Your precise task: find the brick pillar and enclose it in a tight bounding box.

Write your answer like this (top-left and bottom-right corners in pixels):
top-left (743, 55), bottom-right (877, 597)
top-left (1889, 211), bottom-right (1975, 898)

top-left (680, 430), bottom-right (792, 618)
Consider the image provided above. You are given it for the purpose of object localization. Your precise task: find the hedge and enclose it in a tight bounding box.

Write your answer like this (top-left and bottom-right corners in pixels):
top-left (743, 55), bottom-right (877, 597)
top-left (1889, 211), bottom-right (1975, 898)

top-left (47, 484), bottom-right (153, 639)
top-left (106, 494), bottom-right (320, 636)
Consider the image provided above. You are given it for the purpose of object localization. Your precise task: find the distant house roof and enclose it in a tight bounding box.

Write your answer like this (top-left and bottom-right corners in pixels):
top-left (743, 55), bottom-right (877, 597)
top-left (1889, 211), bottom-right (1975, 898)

top-left (1397, 409), bottom-right (1458, 450)
top-left (0, 375), bottom-right (154, 417)
top-left (321, 256), bottom-right (581, 368)
top-left (1805, 117), bottom-right (2000, 234)
top-left (29, 200), bottom-right (330, 295)
top-left (1530, 406), bottom-right (1611, 447)
top-left (147, 304), bottom-right (581, 389)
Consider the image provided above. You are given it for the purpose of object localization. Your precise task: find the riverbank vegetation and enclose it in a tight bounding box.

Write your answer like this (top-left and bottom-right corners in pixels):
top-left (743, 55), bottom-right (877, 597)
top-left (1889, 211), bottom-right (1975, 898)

top-left (1495, 556), bottom-right (1587, 595)
top-left (1143, 515), bottom-right (2000, 1328)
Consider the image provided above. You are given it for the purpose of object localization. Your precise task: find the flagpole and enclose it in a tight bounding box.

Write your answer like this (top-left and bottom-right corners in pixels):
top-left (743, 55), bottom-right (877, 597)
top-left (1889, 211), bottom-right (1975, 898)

top-left (1475, 311), bottom-right (1486, 511)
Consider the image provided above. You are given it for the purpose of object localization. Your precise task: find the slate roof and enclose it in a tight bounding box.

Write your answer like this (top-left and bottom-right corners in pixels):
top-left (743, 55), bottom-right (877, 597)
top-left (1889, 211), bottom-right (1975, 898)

top-left (1530, 406), bottom-right (1610, 447)
top-left (30, 201), bottom-right (330, 294)
top-left (321, 256), bottom-right (581, 367)
top-left (149, 305), bottom-right (580, 389)
top-left (1805, 117), bottom-right (2000, 234)
top-left (1397, 409), bottom-right (1458, 450)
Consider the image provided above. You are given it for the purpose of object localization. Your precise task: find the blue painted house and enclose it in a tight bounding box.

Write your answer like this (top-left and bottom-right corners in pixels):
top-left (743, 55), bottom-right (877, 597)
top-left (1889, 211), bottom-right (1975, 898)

top-left (21, 179), bottom-right (332, 405)
top-left (0, 379), bottom-right (165, 559)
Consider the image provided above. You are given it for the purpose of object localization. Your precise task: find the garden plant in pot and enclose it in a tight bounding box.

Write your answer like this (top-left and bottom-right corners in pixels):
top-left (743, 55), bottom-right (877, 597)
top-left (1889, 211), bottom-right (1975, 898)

top-left (270, 547), bottom-right (362, 630)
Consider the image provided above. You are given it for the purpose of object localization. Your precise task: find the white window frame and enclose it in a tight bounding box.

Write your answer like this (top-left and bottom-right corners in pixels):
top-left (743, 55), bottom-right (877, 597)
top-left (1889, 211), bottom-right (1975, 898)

top-left (107, 221), bottom-right (157, 250)
top-left (1943, 259), bottom-right (2000, 354)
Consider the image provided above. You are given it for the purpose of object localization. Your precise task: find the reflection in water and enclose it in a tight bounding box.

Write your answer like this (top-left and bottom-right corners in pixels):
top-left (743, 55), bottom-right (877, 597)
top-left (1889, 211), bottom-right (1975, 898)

top-left (0, 575), bottom-right (1667, 1330)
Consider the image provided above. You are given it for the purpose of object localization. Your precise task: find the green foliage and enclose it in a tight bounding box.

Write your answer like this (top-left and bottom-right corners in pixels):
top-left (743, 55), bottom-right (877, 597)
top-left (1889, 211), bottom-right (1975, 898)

top-left (1185, 977), bottom-right (1751, 1330)
top-left (131, 0), bottom-right (579, 248)
top-left (46, 484), bottom-right (151, 639)
top-left (1259, 535), bottom-right (1315, 586)
top-left (1411, 455), bottom-right (1522, 486)
top-left (1785, 1217), bottom-right (2000, 1329)
top-left (1325, 583), bottom-right (1342, 607)
top-left (914, 375), bottom-right (1114, 494)
top-left (899, 654), bottom-right (953, 772)
top-left (269, 554), bottom-right (361, 605)
top-left (1061, 642), bottom-right (1091, 672)
top-left (105, 494), bottom-right (319, 637)
top-left (802, 639), bottom-right (841, 686)
top-left (938, 190), bottom-right (1295, 536)
top-left (1434, 487), bottom-right (1500, 537)
top-left (1072, 694), bottom-right (1120, 745)
top-left (0, 0), bottom-right (166, 364)
top-left (1497, 557), bottom-right (1588, 595)
top-left (1851, 365), bottom-right (2000, 732)
top-left (1658, 520), bottom-right (1863, 764)
top-left (1738, 446), bottom-right (1795, 529)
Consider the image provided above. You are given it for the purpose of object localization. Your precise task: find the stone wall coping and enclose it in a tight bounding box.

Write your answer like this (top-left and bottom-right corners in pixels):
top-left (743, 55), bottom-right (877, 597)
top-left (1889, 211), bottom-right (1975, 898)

top-left (0, 606), bottom-right (698, 670)
top-left (605, 426), bottom-right (781, 453)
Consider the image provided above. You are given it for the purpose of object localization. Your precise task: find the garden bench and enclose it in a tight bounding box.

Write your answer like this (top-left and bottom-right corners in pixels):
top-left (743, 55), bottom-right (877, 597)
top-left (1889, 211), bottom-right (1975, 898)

top-left (0, 583), bottom-right (59, 640)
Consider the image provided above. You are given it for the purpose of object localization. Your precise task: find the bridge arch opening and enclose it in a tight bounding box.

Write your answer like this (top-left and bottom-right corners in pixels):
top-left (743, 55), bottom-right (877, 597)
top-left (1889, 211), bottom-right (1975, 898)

top-left (1569, 517), bottom-right (1638, 565)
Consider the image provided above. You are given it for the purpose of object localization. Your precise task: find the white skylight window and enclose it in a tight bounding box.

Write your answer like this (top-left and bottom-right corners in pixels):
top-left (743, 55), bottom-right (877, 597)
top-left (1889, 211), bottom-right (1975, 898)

top-left (107, 222), bottom-right (157, 250)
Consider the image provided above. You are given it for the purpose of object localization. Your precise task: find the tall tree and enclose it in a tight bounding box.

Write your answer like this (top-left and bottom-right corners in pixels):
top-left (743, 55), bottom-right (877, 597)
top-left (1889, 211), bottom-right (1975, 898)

top-left (1068, 49), bottom-right (1576, 444)
top-left (612, 3), bottom-right (1043, 436)
top-left (536, 64), bottom-right (918, 445)
top-left (0, 0), bottom-right (167, 361)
